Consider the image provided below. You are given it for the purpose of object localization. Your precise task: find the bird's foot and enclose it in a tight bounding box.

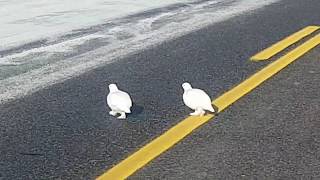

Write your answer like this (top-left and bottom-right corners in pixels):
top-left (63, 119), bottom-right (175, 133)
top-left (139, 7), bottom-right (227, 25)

top-left (190, 109), bottom-right (205, 116)
top-left (190, 111), bottom-right (200, 116)
top-left (117, 113), bottom-right (126, 119)
top-left (199, 111), bottom-right (205, 116)
top-left (109, 111), bottom-right (118, 116)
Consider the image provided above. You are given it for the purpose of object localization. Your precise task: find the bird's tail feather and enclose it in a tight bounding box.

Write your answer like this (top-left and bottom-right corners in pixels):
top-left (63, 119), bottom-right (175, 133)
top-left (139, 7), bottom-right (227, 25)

top-left (208, 106), bottom-right (215, 113)
top-left (123, 107), bottom-right (131, 113)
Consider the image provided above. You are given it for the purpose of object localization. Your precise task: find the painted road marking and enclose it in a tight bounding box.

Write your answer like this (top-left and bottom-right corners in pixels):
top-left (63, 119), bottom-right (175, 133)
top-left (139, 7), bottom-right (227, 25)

top-left (251, 26), bottom-right (319, 61)
top-left (97, 33), bottom-right (320, 180)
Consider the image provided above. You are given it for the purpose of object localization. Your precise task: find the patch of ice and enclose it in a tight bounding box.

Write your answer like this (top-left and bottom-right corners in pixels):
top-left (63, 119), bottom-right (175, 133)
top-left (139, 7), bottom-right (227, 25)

top-left (0, 34), bottom-right (105, 63)
top-left (0, 0), bottom-right (193, 51)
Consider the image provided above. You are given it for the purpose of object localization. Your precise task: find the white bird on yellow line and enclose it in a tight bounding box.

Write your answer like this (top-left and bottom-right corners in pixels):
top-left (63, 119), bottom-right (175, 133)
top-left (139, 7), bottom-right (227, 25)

top-left (182, 82), bottom-right (215, 116)
top-left (107, 84), bottom-right (132, 119)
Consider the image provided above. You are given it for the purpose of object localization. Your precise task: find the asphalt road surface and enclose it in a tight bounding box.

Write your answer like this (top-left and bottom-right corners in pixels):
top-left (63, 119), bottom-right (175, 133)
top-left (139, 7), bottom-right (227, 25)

top-left (132, 47), bottom-right (320, 180)
top-left (0, 0), bottom-right (319, 179)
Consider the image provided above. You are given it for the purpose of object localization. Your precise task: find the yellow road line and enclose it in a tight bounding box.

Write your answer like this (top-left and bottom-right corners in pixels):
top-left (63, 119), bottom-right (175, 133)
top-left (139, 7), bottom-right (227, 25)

top-left (97, 33), bottom-right (320, 180)
top-left (251, 26), bottom-right (319, 61)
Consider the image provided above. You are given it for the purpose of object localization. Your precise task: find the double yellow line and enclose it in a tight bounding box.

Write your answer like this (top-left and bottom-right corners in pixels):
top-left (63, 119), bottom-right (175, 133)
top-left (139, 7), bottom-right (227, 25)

top-left (251, 26), bottom-right (319, 61)
top-left (97, 26), bottom-right (320, 180)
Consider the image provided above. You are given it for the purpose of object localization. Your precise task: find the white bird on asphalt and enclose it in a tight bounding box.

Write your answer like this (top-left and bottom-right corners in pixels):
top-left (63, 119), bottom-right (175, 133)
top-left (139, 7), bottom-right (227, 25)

top-left (107, 84), bottom-right (132, 119)
top-left (182, 82), bottom-right (215, 116)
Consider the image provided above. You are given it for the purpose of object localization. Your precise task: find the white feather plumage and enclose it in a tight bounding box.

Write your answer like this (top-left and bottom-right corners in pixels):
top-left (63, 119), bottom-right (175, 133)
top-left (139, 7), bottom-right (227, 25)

top-left (107, 84), bottom-right (132, 119)
top-left (182, 82), bottom-right (215, 116)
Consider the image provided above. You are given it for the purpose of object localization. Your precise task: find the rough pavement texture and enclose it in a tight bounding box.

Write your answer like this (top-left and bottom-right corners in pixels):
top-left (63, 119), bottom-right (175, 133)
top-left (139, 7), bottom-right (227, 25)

top-left (0, 0), bottom-right (319, 179)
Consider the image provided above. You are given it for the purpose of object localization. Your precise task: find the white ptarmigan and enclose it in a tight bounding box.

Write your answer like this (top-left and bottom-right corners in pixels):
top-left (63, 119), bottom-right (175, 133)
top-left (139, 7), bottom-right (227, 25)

top-left (182, 82), bottom-right (215, 116)
top-left (107, 84), bottom-right (132, 119)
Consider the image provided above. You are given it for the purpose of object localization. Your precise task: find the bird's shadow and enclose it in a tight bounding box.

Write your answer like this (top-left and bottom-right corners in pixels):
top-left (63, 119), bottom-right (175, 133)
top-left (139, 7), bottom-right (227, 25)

top-left (211, 104), bottom-right (219, 116)
top-left (128, 103), bottom-right (144, 118)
